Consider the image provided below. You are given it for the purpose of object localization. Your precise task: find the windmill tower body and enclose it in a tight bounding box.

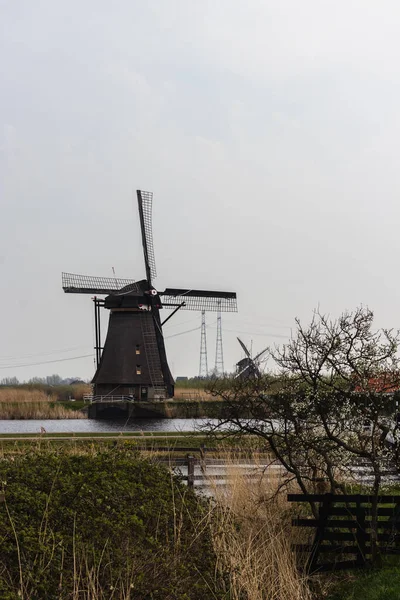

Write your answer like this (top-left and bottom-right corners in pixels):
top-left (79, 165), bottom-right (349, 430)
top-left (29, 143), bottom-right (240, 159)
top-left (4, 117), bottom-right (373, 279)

top-left (92, 281), bottom-right (174, 400)
top-left (62, 190), bottom-right (237, 403)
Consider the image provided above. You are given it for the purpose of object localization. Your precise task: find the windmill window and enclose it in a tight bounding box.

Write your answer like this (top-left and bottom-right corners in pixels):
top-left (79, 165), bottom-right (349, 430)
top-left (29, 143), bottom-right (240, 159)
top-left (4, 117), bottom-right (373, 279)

top-left (135, 345), bottom-right (141, 355)
top-left (136, 365), bottom-right (141, 375)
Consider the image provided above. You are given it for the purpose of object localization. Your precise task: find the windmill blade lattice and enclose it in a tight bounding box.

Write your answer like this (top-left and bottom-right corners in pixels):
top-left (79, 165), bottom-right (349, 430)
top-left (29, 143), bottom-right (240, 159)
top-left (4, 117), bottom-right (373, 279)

top-left (161, 288), bottom-right (237, 312)
top-left (137, 190), bottom-right (157, 284)
top-left (62, 272), bottom-right (138, 295)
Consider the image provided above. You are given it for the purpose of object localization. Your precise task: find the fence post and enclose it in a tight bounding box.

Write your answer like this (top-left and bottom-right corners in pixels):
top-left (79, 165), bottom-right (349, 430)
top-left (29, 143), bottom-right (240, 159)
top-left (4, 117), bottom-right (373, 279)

top-left (307, 493), bottom-right (333, 573)
top-left (187, 455), bottom-right (195, 488)
top-left (355, 500), bottom-right (367, 567)
top-left (200, 444), bottom-right (207, 476)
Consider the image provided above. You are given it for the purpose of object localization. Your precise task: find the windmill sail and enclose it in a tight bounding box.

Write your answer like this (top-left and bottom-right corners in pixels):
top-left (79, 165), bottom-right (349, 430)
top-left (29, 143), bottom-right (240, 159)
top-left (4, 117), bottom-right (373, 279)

top-left (137, 190), bottom-right (157, 285)
top-left (237, 337), bottom-right (251, 358)
top-left (62, 272), bottom-right (138, 295)
top-left (161, 288), bottom-right (237, 312)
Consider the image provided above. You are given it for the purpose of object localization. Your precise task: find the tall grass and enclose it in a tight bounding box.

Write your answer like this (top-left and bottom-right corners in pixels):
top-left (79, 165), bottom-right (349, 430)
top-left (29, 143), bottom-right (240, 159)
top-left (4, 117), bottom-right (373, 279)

top-left (0, 389), bottom-right (85, 419)
top-left (0, 389), bottom-right (56, 403)
top-left (0, 383), bottom-right (91, 401)
top-left (209, 459), bottom-right (313, 600)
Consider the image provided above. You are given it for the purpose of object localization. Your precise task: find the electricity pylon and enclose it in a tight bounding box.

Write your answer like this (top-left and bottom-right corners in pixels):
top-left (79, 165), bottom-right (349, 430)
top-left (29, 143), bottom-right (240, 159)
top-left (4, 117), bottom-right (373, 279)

top-left (199, 310), bottom-right (208, 377)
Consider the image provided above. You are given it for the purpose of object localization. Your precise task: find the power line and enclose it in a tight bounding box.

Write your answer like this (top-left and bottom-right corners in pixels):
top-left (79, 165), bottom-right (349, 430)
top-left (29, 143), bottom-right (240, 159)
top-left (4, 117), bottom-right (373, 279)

top-left (223, 317), bottom-right (291, 330)
top-left (0, 354), bottom-right (93, 370)
top-left (165, 326), bottom-right (201, 339)
top-left (0, 346), bottom-right (90, 362)
top-left (164, 318), bottom-right (219, 340)
top-left (162, 316), bottom-right (200, 329)
top-left (208, 326), bottom-right (289, 339)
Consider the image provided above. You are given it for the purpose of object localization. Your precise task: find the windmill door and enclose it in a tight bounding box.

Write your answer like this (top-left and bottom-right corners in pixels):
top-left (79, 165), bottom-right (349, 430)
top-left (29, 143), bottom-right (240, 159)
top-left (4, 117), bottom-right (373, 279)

top-left (141, 387), bottom-right (148, 400)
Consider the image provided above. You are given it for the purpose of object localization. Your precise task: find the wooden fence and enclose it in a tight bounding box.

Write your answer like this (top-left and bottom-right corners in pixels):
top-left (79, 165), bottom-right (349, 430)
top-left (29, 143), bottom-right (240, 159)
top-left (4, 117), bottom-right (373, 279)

top-left (289, 493), bottom-right (400, 572)
top-left (151, 448), bottom-right (283, 489)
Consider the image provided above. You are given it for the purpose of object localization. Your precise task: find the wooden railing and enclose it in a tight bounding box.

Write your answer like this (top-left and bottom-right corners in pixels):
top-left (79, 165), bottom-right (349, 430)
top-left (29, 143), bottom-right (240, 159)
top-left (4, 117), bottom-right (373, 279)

top-left (83, 395), bottom-right (135, 403)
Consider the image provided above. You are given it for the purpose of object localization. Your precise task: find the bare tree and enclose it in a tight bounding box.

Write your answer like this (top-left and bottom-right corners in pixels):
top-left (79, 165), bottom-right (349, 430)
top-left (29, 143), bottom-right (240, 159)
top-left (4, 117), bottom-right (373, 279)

top-left (46, 374), bottom-right (62, 386)
top-left (208, 307), bottom-right (400, 553)
top-left (0, 377), bottom-right (19, 386)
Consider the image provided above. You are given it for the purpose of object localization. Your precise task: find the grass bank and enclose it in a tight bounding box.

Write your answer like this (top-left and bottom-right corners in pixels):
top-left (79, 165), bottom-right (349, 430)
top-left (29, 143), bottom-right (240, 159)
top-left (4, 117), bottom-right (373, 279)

top-left (0, 434), bottom-right (270, 463)
top-left (327, 564), bottom-right (400, 600)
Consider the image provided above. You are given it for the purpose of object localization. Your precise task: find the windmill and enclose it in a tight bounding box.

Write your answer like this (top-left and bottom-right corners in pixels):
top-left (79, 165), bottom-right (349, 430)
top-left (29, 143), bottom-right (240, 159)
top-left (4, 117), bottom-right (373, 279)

top-left (62, 190), bottom-right (237, 400)
top-left (235, 338), bottom-right (268, 379)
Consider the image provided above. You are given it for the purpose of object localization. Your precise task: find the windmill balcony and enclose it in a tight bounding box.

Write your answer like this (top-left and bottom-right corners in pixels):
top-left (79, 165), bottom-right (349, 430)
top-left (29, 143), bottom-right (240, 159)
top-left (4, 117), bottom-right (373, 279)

top-left (83, 393), bottom-right (167, 404)
top-left (84, 394), bottom-right (137, 403)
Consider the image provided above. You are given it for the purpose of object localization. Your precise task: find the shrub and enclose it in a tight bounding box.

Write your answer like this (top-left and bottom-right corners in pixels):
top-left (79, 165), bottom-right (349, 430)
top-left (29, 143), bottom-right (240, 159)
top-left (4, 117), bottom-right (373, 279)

top-left (0, 448), bottom-right (219, 599)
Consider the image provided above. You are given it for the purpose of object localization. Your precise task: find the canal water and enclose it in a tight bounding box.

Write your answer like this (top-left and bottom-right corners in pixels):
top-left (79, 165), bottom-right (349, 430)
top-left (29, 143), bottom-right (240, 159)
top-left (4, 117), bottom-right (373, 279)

top-left (0, 418), bottom-right (211, 434)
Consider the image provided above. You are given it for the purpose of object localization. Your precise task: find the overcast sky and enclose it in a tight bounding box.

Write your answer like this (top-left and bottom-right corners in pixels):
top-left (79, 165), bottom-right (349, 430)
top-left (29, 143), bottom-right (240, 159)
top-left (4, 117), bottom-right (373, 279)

top-left (2, 0), bottom-right (400, 381)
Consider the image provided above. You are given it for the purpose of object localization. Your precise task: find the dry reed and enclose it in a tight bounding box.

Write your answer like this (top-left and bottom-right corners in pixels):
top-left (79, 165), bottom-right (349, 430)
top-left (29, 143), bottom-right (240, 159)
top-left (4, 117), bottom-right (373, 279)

top-left (173, 387), bottom-right (213, 401)
top-left (0, 389), bottom-right (53, 403)
top-left (209, 458), bottom-right (313, 600)
top-left (0, 389), bottom-right (85, 419)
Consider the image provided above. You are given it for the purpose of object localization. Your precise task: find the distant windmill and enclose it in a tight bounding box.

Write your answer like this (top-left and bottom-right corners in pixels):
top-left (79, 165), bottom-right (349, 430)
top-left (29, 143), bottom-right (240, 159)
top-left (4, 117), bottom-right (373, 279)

top-left (62, 190), bottom-right (237, 400)
top-left (235, 337), bottom-right (268, 379)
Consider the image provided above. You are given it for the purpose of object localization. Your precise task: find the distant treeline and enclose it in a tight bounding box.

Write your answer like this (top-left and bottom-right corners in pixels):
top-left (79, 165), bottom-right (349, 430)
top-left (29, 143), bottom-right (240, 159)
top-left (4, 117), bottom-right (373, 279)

top-left (0, 374), bottom-right (87, 387)
top-left (175, 376), bottom-right (237, 389)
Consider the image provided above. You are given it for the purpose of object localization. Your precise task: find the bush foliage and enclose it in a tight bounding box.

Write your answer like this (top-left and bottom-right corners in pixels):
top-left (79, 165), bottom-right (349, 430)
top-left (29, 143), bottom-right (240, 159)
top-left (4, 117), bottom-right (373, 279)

top-left (0, 448), bottom-right (219, 599)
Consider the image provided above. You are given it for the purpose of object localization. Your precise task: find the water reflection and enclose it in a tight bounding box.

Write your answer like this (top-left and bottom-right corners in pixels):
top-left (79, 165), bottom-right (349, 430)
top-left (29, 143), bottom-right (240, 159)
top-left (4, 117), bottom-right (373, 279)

top-left (0, 418), bottom-right (213, 434)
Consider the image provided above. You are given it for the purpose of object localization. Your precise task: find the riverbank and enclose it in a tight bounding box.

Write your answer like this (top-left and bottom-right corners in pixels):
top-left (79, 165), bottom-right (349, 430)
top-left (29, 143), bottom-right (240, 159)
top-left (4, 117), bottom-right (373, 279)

top-left (0, 400), bottom-right (86, 419)
top-left (0, 398), bottom-right (229, 419)
top-left (0, 385), bottom-right (227, 419)
top-left (0, 386), bottom-right (88, 419)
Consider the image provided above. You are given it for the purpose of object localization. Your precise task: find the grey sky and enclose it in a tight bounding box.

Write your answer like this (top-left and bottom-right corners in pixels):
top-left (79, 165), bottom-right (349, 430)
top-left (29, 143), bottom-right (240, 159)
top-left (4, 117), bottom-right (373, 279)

top-left (1, 0), bottom-right (400, 381)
